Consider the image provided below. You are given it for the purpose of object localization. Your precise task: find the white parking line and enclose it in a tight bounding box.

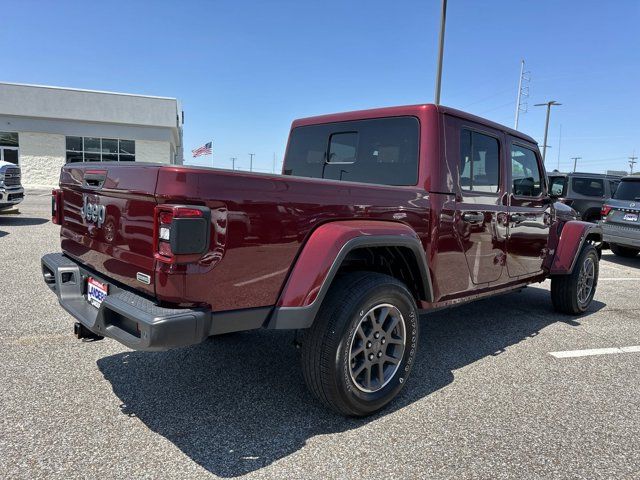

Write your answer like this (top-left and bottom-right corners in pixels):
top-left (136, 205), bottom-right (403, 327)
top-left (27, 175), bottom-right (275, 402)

top-left (549, 346), bottom-right (640, 358)
top-left (598, 277), bottom-right (640, 281)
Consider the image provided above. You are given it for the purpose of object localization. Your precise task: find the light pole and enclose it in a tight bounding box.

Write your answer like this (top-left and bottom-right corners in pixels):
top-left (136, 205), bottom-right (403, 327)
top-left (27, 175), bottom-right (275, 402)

top-left (434, 0), bottom-right (447, 105)
top-left (230, 157), bottom-right (236, 170)
top-left (571, 156), bottom-right (581, 173)
top-left (534, 100), bottom-right (561, 163)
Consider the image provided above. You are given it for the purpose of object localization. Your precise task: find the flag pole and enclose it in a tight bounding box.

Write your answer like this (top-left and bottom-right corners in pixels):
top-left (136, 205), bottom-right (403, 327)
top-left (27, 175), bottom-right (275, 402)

top-left (211, 140), bottom-right (214, 168)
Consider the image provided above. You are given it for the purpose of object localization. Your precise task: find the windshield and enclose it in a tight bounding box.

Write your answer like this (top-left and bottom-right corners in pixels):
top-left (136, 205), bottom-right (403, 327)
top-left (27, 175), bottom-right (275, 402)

top-left (548, 176), bottom-right (567, 196)
top-left (613, 180), bottom-right (640, 201)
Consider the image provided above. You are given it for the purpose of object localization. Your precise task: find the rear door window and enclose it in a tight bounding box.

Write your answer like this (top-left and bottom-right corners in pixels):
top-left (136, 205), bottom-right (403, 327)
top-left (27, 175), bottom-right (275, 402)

top-left (571, 177), bottom-right (604, 197)
top-left (459, 129), bottom-right (500, 193)
top-left (283, 117), bottom-right (419, 186)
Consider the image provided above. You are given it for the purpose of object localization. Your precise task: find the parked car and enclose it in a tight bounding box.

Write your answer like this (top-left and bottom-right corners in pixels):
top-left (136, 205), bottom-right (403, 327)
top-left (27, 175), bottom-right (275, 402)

top-left (0, 161), bottom-right (24, 211)
top-left (548, 171), bottom-right (622, 222)
top-left (601, 176), bottom-right (640, 257)
top-left (42, 104), bottom-right (601, 416)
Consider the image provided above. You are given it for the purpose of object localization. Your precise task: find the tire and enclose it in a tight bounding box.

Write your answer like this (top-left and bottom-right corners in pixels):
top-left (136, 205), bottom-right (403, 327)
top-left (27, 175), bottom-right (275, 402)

top-left (551, 244), bottom-right (599, 315)
top-left (610, 243), bottom-right (639, 258)
top-left (301, 272), bottom-right (419, 416)
top-left (582, 210), bottom-right (601, 223)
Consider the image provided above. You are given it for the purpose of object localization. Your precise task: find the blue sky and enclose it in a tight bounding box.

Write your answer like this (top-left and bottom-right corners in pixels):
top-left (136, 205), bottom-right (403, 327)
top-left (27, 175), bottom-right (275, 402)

top-left (3, 0), bottom-right (639, 174)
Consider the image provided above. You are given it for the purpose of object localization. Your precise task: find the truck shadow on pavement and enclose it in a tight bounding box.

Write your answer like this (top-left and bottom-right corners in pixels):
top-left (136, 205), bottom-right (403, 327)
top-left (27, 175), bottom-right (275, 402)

top-left (97, 286), bottom-right (604, 478)
top-left (600, 251), bottom-right (640, 269)
top-left (0, 215), bottom-right (49, 227)
top-left (0, 215), bottom-right (49, 238)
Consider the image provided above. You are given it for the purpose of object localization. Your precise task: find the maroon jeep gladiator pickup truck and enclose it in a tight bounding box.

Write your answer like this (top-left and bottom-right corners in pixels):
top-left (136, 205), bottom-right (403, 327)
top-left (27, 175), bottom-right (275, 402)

top-left (42, 104), bottom-right (601, 416)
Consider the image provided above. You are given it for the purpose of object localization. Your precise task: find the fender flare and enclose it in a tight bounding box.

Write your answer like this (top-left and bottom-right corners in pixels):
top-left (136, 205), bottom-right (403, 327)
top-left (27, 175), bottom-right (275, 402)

top-left (267, 220), bottom-right (432, 329)
top-left (548, 220), bottom-right (602, 275)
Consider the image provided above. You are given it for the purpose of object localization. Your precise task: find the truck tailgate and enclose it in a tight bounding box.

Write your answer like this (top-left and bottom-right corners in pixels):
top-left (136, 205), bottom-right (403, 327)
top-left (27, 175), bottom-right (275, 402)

top-left (59, 164), bottom-right (160, 296)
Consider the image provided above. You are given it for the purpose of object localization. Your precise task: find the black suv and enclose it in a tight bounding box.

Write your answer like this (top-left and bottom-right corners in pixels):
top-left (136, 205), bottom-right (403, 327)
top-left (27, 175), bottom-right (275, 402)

top-left (548, 172), bottom-right (622, 222)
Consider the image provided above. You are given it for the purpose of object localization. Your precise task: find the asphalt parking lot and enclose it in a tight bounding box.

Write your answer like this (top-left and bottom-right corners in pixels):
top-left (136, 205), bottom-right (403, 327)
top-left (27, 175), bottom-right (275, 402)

top-left (1, 192), bottom-right (639, 479)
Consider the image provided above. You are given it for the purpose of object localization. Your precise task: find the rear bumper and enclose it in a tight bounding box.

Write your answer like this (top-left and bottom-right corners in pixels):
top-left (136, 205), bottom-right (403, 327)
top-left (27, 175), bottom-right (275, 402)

top-left (602, 223), bottom-right (640, 248)
top-left (41, 253), bottom-right (211, 351)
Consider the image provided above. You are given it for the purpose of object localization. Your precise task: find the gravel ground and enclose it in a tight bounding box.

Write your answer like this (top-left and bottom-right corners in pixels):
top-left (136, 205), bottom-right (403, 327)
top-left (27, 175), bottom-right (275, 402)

top-left (1, 192), bottom-right (639, 479)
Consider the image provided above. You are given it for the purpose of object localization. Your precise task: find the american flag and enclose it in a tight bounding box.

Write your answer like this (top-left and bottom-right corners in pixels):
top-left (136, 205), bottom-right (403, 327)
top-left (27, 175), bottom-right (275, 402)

top-left (192, 141), bottom-right (212, 158)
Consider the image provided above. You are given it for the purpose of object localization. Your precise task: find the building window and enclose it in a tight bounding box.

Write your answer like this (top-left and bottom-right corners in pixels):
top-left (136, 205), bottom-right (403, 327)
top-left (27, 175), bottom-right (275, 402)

top-left (0, 132), bottom-right (19, 165)
top-left (65, 137), bottom-right (135, 163)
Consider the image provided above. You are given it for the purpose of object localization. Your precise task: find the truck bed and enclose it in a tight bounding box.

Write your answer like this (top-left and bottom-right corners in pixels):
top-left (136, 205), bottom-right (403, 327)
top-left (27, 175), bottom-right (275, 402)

top-left (59, 163), bottom-right (430, 312)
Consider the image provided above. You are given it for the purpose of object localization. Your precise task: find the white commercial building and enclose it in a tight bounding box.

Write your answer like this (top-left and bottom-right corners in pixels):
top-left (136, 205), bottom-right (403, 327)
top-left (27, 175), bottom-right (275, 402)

top-left (0, 82), bottom-right (183, 187)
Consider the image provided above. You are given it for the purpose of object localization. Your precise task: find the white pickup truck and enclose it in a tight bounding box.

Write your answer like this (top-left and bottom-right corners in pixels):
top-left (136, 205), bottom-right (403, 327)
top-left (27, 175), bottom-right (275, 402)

top-left (0, 161), bottom-right (24, 211)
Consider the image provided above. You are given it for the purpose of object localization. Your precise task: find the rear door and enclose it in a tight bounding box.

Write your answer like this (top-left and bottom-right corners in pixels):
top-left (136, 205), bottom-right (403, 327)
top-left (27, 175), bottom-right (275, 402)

top-left (59, 164), bottom-right (160, 295)
top-left (452, 120), bottom-right (507, 285)
top-left (506, 139), bottom-right (551, 278)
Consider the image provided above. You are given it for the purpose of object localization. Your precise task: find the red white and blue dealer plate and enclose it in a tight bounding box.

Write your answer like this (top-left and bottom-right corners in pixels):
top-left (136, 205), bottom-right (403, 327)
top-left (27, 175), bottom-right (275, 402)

top-left (87, 277), bottom-right (108, 309)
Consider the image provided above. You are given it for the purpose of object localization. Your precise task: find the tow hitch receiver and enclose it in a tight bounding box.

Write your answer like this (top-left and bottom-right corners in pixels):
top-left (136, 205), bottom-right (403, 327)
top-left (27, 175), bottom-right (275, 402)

top-left (74, 322), bottom-right (104, 341)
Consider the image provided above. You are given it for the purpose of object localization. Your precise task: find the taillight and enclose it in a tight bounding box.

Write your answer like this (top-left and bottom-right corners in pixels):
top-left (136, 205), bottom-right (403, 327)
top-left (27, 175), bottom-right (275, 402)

top-left (154, 205), bottom-right (211, 264)
top-left (51, 189), bottom-right (63, 224)
top-left (601, 205), bottom-right (612, 217)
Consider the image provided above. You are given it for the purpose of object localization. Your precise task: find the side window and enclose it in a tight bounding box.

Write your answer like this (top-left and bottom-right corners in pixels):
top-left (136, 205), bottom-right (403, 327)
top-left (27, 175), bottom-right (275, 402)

top-left (511, 145), bottom-right (543, 197)
top-left (571, 177), bottom-right (604, 197)
top-left (459, 129), bottom-right (500, 193)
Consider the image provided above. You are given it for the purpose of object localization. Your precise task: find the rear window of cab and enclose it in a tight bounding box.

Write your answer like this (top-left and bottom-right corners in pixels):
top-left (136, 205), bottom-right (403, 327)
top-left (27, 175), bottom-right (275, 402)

top-left (283, 116), bottom-right (419, 186)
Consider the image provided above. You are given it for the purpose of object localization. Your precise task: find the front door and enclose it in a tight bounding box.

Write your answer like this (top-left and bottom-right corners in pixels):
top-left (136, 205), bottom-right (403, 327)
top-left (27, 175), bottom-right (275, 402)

top-left (506, 139), bottom-right (551, 277)
top-left (454, 126), bottom-right (507, 285)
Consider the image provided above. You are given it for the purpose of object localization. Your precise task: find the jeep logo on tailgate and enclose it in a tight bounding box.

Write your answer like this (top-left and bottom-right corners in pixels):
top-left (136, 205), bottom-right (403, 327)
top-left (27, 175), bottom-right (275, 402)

top-left (81, 196), bottom-right (106, 227)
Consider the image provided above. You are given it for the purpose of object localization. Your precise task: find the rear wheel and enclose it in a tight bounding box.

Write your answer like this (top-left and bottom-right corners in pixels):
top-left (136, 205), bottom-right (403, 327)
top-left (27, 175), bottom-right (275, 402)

top-left (551, 244), bottom-right (599, 315)
top-left (610, 243), bottom-right (639, 258)
top-left (301, 272), bottom-right (419, 416)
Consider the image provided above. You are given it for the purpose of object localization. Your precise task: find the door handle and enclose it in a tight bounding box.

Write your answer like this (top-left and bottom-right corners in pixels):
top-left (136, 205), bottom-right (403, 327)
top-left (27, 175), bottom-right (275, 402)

top-left (462, 212), bottom-right (484, 223)
top-left (510, 213), bottom-right (527, 224)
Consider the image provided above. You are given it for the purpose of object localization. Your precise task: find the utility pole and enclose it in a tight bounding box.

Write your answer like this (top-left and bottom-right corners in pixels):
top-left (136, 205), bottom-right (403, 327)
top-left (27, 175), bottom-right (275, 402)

top-left (248, 153), bottom-right (255, 172)
top-left (230, 157), bottom-right (236, 170)
top-left (534, 100), bottom-right (561, 163)
top-left (434, 0), bottom-right (447, 105)
top-left (630, 152), bottom-right (638, 174)
top-left (514, 60), bottom-right (530, 130)
top-left (571, 156), bottom-right (581, 173)
top-left (273, 152), bottom-right (276, 173)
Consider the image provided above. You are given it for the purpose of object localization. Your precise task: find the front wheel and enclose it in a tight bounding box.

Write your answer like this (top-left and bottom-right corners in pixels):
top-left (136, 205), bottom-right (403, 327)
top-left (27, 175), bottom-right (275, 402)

top-left (551, 244), bottom-right (599, 315)
top-left (301, 272), bottom-right (419, 416)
